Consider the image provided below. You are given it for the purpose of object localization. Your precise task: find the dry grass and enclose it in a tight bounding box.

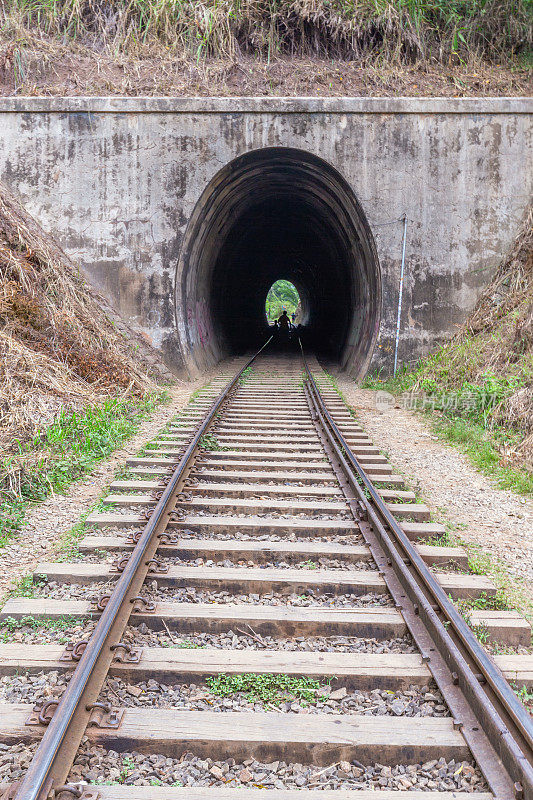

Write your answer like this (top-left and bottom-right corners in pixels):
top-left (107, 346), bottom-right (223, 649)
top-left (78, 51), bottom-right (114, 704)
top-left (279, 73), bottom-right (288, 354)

top-left (1, 0), bottom-right (530, 96)
top-left (414, 206), bottom-right (533, 467)
top-left (0, 181), bottom-right (161, 459)
top-left (1, 0), bottom-right (530, 64)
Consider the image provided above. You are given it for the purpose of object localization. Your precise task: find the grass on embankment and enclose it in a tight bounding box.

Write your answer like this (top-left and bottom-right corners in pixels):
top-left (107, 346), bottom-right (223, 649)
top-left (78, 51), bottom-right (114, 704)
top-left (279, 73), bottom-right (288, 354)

top-left (365, 206), bottom-right (532, 495)
top-left (0, 392), bottom-right (167, 550)
top-left (363, 366), bottom-right (532, 495)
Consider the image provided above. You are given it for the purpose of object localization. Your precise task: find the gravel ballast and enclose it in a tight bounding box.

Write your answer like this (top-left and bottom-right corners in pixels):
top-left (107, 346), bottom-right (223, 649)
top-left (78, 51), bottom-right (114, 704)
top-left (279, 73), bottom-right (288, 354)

top-left (0, 672), bottom-right (449, 718)
top-left (36, 581), bottom-right (394, 607)
top-left (65, 746), bottom-right (489, 791)
top-left (127, 626), bottom-right (417, 653)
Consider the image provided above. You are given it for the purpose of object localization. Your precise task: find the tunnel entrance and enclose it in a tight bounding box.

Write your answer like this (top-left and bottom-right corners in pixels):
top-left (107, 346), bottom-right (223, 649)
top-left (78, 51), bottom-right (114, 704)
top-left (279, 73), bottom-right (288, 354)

top-left (176, 148), bottom-right (381, 378)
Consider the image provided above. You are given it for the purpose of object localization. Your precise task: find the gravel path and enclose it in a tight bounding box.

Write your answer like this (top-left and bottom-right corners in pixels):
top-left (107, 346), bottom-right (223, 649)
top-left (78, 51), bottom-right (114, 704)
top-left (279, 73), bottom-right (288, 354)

top-left (334, 379), bottom-right (533, 614)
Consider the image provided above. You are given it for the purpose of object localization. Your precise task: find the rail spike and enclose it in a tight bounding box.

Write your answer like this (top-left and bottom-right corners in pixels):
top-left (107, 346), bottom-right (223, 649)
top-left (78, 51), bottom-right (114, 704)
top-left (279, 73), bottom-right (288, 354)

top-left (158, 532), bottom-right (180, 545)
top-left (146, 558), bottom-right (169, 574)
top-left (90, 593), bottom-right (111, 612)
top-left (111, 555), bottom-right (130, 573)
top-left (52, 786), bottom-right (91, 800)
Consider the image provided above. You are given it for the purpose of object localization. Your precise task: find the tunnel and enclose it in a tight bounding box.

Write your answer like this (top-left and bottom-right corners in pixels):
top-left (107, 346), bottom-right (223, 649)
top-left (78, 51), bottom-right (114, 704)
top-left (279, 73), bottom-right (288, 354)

top-left (175, 148), bottom-right (381, 378)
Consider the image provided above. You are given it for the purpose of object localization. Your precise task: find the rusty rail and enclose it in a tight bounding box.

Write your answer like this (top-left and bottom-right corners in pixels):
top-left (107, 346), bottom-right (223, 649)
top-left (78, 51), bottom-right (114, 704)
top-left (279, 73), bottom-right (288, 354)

top-left (300, 345), bottom-right (533, 800)
top-left (14, 338), bottom-right (272, 800)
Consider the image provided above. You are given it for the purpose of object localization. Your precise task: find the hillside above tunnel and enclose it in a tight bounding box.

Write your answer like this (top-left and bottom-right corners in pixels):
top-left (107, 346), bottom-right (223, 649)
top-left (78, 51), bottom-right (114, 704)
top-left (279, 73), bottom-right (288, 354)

top-left (0, 0), bottom-right (531, 97)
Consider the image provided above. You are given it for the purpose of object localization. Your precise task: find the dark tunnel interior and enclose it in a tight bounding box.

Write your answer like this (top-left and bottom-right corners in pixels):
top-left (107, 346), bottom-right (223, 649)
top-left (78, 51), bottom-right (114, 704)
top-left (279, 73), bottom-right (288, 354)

top-left (177, 148), bottom-right (381, 378)
top-left (211, 196), bottom-right (354, 357)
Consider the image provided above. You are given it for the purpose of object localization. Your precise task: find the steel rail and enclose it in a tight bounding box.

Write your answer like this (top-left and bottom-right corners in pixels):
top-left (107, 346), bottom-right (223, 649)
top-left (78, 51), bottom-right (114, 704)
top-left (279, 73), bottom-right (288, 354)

top-left (14, 337), bottom-right (272, 800)
top-left (300, 344), bottom-right (533, 800)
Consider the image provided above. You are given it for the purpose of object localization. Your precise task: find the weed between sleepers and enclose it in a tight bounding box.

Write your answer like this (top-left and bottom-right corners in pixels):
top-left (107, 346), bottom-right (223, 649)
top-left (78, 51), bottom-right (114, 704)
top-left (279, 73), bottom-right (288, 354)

top-left (4, 573), bottom-right (48, 600)
top-left (200, 434), bottom-right (233, 452)
top-left (205, 672), bottom-right (332, 706)
top-left (511, 683), bottom-right (533, 711)
top-left (450, 591), bottom-right (510, 644)
top-left (0, 614), bottom-right (86, 644)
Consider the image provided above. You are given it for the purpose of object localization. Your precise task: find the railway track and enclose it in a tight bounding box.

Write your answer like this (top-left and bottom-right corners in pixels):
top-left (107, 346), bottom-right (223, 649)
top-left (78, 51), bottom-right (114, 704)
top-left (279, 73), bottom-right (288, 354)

top-left (0, 346), bottom-right (532, 800)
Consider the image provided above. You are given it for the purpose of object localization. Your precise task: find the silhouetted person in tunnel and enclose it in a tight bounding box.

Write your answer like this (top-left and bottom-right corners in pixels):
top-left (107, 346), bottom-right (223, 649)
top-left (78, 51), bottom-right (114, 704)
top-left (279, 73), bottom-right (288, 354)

top-left (274, 309), bottom-right (290, 349)
top-left (278, 309), bottom-right (290, 332)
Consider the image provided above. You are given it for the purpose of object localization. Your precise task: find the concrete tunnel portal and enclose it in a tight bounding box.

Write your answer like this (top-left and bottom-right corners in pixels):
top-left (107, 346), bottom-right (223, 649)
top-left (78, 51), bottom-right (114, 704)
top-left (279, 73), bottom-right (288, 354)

top-left (176, 148), bottom-right (381, 378)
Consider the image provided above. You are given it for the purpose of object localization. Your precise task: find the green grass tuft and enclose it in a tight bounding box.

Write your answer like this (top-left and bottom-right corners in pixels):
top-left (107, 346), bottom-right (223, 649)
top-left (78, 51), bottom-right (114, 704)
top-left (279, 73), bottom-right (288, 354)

top-left (206, 672), bottom-right (329, 705)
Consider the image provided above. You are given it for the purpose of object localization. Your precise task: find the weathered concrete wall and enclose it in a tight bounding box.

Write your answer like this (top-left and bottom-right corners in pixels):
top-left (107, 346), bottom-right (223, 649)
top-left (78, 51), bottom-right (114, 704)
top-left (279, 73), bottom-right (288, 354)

top-left (0, 97), bottom-right (530, 377)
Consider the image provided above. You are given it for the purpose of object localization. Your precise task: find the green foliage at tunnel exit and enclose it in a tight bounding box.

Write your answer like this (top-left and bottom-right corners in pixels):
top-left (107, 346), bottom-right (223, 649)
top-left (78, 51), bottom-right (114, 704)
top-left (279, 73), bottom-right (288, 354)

top-left (265, 280), bottom-right (300, 324)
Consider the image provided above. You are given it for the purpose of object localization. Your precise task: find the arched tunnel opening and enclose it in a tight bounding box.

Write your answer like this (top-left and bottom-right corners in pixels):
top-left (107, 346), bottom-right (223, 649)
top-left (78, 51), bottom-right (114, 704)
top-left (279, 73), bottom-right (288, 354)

top-left (176, 148), bottom-right (381, 378)
top-left (265, 280), bottom-right (301, 326)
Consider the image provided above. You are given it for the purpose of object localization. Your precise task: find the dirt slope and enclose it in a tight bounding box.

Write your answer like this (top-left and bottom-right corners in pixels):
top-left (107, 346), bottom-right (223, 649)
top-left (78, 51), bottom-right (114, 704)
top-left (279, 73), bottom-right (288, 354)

top-left (0, 182), bottom-right (170, 453)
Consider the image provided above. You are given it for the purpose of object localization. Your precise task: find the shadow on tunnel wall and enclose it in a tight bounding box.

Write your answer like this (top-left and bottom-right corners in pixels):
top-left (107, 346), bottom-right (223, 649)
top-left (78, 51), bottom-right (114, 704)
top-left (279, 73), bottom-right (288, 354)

top-left (176, 147), bottom-right (381, 379)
